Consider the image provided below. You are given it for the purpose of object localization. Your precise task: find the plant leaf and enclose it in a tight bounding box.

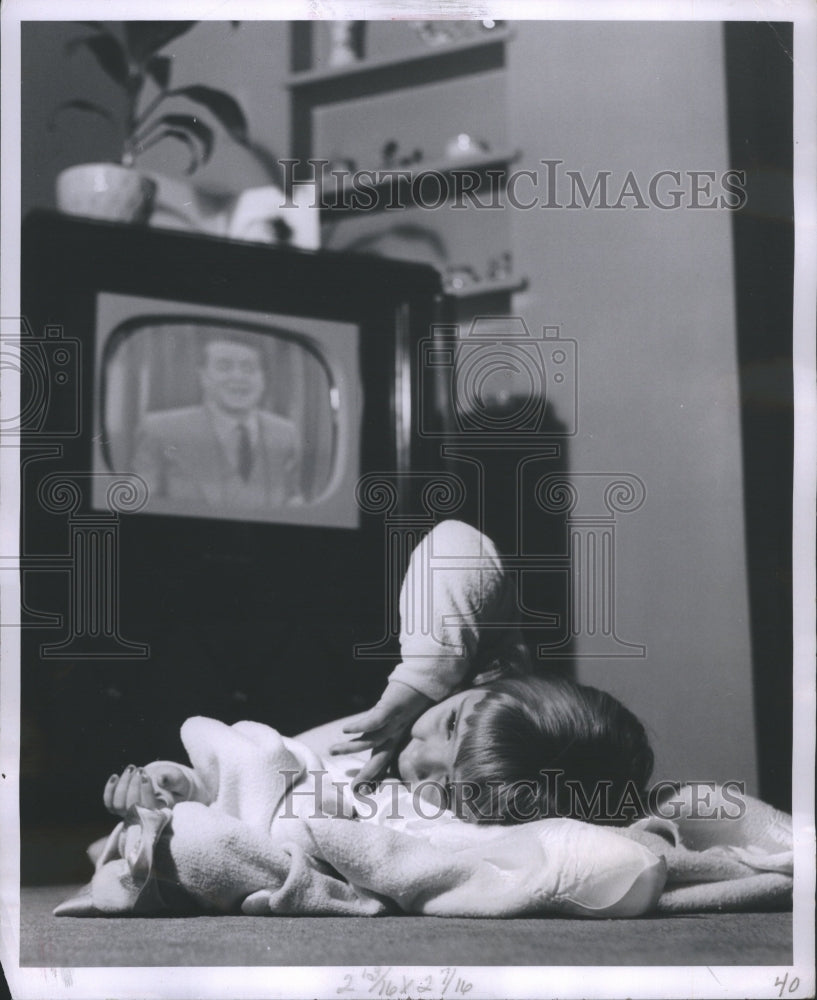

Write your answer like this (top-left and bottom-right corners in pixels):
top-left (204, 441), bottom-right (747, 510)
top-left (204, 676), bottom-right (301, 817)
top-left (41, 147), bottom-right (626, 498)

top-left (145, 54), bottom-right (172, 90)
top-left (124, 22), bottom-right (197, 63)
top-left (66, 31), bottom-right (128, 87)
top-left (169, 85), bottom-right (249, 145)
top-left (48, 98), bottom-right (117, 132)
top-left (65, 32), bottom-right (129, 86)
top-left (141, 127), bottom-right (201, 175)
top-left (147, 114), bottom-right (214, 163)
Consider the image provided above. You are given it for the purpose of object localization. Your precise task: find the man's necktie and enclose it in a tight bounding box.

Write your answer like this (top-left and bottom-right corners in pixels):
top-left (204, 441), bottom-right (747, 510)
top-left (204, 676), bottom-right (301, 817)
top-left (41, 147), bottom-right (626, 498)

top-left (236, 423), bottom-right (254, 481)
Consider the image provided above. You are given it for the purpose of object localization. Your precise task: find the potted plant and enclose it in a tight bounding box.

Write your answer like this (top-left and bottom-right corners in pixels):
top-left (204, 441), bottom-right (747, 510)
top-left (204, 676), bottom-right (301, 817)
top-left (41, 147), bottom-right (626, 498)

top-left (53, 21), bottom-right (251, 223)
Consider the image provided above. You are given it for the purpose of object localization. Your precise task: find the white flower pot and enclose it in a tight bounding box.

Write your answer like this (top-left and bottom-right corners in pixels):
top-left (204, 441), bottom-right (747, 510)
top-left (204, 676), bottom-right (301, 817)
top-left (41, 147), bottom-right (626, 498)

top-left (56, 163), bottom-right (157, 224)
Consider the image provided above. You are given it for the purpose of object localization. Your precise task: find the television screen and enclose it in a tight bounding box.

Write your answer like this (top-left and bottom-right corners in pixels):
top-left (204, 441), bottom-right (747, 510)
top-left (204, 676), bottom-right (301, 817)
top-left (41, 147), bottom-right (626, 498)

top-left (92, 291), bottom-right (362, 528)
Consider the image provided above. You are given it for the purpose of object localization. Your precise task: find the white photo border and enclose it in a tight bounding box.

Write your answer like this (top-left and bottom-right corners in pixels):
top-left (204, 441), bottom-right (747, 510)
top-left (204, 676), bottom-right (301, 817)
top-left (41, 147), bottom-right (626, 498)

top-left (1, 2), bottom-right (814, 999)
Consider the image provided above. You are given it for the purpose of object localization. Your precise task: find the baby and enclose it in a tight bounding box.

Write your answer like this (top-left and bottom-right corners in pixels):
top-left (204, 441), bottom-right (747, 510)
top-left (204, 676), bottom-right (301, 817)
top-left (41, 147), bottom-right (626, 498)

top-left (106, 521), bottom-right (653, 828)
top-left (63, 521), bottom-right (790, 920)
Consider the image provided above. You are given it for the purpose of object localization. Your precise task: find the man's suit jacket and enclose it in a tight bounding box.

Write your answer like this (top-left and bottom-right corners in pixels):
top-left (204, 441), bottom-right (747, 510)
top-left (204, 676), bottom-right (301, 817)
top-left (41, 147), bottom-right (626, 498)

top-left (132, 405), bottom-right (301, 513)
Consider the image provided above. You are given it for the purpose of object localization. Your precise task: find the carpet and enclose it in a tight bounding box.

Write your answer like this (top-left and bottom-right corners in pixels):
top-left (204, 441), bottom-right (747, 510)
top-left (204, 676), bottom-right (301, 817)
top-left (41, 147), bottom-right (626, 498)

top-left (20, 886), bottom-right (792, 967)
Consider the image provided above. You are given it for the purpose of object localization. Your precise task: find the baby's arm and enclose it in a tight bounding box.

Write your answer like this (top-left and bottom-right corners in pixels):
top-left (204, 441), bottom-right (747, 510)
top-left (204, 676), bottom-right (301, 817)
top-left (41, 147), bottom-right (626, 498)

top-left (333, 521), bottom-right (510, 786)
top-left (103, 761), bottom-right (210, 817)
top-left (388, 520), bottom-right (510, 701)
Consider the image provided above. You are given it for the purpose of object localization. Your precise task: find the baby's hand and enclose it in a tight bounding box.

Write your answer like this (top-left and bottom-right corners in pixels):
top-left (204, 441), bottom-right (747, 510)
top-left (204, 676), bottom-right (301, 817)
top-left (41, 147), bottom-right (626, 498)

top-left (103, 762), bottom-right (204, 816)
top-left (330, 680), bottom-right (433, 789)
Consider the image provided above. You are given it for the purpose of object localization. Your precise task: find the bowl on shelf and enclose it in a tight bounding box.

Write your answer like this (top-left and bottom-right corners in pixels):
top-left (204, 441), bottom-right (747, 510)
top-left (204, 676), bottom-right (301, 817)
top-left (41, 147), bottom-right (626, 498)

top-left (445, 134), bottom-right (490, 161)
top-left (56, 163), bottom-right (157, 224)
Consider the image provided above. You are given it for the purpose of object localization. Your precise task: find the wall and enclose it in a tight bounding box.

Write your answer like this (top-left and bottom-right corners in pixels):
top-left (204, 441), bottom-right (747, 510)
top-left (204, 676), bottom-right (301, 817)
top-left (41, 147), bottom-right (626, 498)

top-left (20, 18), bottom-right (758, 792)
top-left (506, 21), bottom-right (756, 790)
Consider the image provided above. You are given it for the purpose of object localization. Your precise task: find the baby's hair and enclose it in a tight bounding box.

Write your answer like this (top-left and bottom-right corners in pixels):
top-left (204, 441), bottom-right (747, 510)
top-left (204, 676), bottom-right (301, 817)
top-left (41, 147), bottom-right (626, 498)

top-left (453, 674), bottom-right (654, 826)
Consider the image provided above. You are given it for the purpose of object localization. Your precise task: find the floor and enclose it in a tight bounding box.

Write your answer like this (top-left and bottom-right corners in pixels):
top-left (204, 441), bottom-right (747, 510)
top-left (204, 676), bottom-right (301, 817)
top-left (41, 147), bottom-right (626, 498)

top-left (20, 885), bottom-right (793, 968)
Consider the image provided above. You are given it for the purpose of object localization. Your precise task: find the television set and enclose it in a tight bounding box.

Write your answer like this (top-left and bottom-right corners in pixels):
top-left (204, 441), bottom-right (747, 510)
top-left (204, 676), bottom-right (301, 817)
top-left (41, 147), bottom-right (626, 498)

top-left (94, 291), bottom-right (362, 528)
top-left (19, 210), bottom-right (443, 831)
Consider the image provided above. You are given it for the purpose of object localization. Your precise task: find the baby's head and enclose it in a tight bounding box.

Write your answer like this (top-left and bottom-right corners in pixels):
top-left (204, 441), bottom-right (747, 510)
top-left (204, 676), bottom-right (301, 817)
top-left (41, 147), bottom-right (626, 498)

top-left (396, 674), bottom-right (653, 825)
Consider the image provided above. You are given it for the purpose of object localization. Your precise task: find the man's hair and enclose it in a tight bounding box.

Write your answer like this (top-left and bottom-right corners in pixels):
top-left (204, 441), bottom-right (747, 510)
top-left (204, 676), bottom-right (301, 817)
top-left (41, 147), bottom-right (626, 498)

top-left (197, 329), bottom-right (264, 367)
top-left (453, 674), bottom-right (654, 826)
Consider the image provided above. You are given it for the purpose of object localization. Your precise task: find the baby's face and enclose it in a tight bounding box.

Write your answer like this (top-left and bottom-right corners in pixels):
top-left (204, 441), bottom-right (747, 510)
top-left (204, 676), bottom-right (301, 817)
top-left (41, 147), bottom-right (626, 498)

top-left (396, 690), bottom-right (487, 799)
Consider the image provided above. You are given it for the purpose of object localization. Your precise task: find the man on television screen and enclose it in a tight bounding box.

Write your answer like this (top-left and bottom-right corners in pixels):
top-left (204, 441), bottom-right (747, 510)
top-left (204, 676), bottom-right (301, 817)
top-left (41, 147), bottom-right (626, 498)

top-left (132, 331), bottom-right (302, 513)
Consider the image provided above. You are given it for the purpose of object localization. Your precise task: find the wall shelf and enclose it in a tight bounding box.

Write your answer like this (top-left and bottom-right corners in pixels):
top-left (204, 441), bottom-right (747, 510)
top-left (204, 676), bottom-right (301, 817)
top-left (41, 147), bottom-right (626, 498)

top-left (289, 21), bottom-right (521, 311)
top-left (320, 148), bottom-right (521, 216)
top-left (286, 29), bottom-right (513, 99)
top-left (444, 276), bottom-right (528, 299)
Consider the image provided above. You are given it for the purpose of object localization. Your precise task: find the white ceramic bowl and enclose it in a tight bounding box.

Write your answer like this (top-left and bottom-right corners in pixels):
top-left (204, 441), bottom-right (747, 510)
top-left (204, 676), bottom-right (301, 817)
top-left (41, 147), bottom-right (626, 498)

top-left (56, 163), bottom-right (157, 224)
